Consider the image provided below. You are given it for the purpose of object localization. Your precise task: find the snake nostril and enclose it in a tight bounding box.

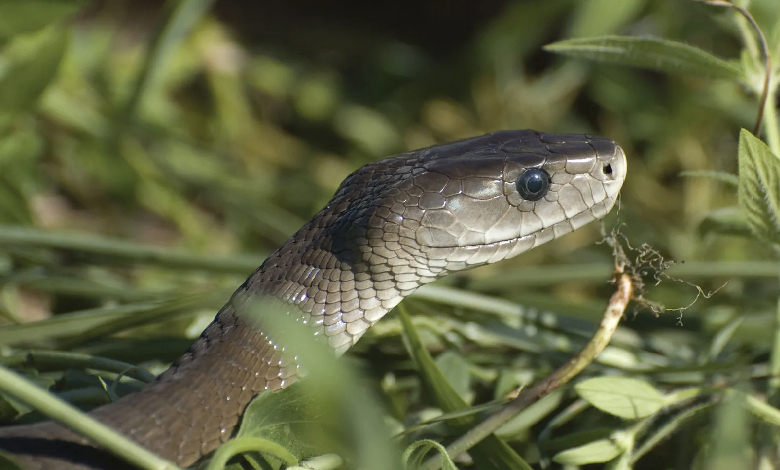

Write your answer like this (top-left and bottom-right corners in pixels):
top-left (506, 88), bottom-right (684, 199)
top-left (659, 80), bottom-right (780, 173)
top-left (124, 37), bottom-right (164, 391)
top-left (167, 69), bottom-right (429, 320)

top-left (603, 163), bottom-right (613, 176)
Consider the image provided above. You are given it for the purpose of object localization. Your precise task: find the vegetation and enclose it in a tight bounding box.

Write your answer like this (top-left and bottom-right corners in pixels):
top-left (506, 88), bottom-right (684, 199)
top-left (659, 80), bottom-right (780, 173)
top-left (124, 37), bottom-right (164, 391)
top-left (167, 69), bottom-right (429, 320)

top-left (1, 0), bottom-right (780, 469)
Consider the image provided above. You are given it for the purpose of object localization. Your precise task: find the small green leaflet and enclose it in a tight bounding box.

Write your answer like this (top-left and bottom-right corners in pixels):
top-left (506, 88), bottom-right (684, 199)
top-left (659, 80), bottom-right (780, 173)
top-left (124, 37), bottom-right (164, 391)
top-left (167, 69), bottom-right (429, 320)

top-left (737, 129), bottom-right (780, 245)
top-left (552, 433), bottom-right (629, 465)
top-left (575, 377), bottom-right (666, 419)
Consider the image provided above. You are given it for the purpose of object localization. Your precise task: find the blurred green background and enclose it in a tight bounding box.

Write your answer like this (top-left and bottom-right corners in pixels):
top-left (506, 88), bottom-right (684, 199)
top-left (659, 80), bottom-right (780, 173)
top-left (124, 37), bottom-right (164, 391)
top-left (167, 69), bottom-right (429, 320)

top-left (1, 0), bottom-right (780, 469)
top-left (1, 0), bottom-right (773, 320)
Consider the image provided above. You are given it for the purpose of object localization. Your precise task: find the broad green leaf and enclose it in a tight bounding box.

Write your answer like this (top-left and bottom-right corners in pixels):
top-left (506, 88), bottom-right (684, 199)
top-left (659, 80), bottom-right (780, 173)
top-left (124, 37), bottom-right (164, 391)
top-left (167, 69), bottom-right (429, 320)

top-left (398, 305), bottom-right (533, 470)
top-left (737, 129), bottom-right (780, 245)
top-left (434, 351), bottom-right (472, 402)
top-left (237, 386), bottom-right (335, 461)
top-left (0, 27), bottom-right (68, 115)
top-left (575, 377), bottom-right (665, 419)
top-left (0, 0), bottom-right (85, 39)
top-left (235, 301), bottom-right (400, 470)
top-left (544, 36), bottom-right (741, 80)
top-left (551, 430), bottom-right (630, 465)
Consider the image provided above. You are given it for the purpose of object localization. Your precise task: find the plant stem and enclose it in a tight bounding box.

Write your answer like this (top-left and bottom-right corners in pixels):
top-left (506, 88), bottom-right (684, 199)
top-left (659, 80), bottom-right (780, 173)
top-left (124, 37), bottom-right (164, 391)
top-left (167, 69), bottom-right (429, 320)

top-left (205, 437), bottom-right (297, 470)
top-left (421, 269), bottom-right (634, 470)
top-left (763, 86), bottom-right (780, 156)
top-left (1, 350), bottom-right (157, 383)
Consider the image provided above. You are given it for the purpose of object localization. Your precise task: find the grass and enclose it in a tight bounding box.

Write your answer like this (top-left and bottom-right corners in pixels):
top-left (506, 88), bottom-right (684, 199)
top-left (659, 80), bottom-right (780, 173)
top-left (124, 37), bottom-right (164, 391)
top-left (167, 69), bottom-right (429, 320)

top-left (1, 0), bottom-right (780, 469)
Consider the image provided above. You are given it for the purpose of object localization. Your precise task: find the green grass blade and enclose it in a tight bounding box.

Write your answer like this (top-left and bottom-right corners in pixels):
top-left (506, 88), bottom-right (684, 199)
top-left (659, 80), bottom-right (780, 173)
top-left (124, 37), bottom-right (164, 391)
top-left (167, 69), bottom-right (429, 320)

top-left (544, 36), bottom-right (742, 80)
top-left (397, 304), bottom-right (533, 470)
top-left (0, 225), bottom-right (264, 272)
top-left (0, 364), bottom-right (181, 470)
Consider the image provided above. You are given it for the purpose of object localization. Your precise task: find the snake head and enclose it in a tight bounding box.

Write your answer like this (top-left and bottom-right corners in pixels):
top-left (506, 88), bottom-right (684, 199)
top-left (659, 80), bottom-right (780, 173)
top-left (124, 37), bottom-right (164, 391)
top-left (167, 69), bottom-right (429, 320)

top-left (401, 130), bottom-right (627, 272)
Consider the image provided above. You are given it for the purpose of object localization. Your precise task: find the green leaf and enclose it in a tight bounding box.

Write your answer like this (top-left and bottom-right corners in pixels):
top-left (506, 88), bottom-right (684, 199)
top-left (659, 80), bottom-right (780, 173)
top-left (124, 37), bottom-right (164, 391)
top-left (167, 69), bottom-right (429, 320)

top-left (237, 386), bottom-right (335, 461)
top-left (575, 377), bottom-right (665, 419)
top-left (737, 129), bottom-right (780, 245)
top-left (708, 317), bottom-right (744, 359)
top-left (234, 301), bottom-right (401, 470)
top-left (206, 437), bottom-right (297, 470)
top-left (632, 403), bottom-right (713, 462)
top-left (434, 351), bottom-right (472, 402)
top-left (397, 305), bottom-right (533, 470)
top-left (398, 305), bottom-right (472, 427)
top-left (0, 27), bottom-right (68, 115)
top-left (0, 0), bottom-right (85, 39)
top-left (551, 430), bottom-right (630, 465)
top-left (552, 438), bottom-right (623, 465)
top-left (403, 440), bottom-right (458, 470)
top-left (544, 36), bottom-right (742, 80)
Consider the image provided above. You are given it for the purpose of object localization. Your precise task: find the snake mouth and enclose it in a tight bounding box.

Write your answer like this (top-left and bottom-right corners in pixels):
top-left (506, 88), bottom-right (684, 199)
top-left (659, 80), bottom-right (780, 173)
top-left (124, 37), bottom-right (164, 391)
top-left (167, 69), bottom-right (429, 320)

top-left (420, 193), bottom-right (620, 268)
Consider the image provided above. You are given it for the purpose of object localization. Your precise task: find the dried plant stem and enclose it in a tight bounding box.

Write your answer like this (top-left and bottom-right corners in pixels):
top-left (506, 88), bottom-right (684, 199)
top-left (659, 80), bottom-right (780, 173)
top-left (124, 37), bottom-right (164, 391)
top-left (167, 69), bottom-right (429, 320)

top-left (421, 267), bottom-right (634, 470)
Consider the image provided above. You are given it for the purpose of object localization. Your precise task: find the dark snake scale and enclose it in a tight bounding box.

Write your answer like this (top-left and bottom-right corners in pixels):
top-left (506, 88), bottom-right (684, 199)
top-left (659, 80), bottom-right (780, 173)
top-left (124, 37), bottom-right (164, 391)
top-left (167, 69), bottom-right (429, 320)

top-left (0, 130), bottom-right (627, 469)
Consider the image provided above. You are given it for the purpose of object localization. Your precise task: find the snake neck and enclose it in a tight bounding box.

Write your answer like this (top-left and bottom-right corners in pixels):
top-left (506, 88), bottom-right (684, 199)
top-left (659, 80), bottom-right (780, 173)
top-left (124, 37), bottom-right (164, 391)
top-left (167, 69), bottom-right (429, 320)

top-left (235, 218), bottom-right (435, 356)
top-left (158, 208), bottom-right (433, 388)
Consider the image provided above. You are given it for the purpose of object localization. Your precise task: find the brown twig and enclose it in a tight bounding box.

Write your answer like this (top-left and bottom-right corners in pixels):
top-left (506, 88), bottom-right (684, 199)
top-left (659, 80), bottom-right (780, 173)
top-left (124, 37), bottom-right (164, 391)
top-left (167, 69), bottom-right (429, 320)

top-left (420, 265), bottom-right (635, 470)
top-left (694, 0), bottom-right (772, 136)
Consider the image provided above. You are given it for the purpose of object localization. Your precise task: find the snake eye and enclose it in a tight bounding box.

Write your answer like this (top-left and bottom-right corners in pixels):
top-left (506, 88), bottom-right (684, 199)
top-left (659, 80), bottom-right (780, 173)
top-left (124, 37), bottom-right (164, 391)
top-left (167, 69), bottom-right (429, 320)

top-left (516, 168), bottom-right (550, 201)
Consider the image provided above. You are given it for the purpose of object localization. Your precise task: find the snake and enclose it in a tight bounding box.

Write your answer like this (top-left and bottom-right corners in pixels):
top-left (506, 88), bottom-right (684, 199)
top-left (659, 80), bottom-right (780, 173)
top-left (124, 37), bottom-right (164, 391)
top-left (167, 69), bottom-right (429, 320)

top-left (0, 129), bottom-right (626, 469)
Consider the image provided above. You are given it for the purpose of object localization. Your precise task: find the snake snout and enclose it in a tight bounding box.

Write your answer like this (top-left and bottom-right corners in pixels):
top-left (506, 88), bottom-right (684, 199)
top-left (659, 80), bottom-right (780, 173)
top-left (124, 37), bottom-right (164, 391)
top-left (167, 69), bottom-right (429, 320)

top-left (597, 142), bottom-right (627, 202)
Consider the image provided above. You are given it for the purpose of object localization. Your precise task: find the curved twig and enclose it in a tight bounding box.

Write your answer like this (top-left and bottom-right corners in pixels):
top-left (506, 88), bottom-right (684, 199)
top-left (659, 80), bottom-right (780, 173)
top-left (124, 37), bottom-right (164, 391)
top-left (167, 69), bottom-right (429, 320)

top-left (695, 0), bottom-right (772, 136)
top-left (421, 266), bottom-right (634, 470)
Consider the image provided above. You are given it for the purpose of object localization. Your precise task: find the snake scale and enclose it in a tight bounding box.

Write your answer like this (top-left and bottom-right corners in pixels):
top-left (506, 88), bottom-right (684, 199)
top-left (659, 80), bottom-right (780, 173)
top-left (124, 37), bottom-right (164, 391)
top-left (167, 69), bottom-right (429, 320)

top-left (0, 130), bottom-right (627, 469)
